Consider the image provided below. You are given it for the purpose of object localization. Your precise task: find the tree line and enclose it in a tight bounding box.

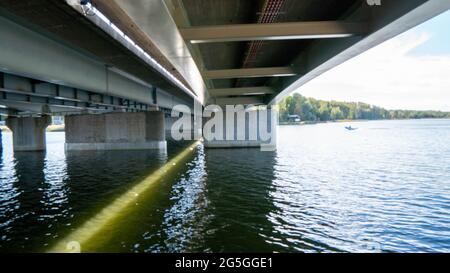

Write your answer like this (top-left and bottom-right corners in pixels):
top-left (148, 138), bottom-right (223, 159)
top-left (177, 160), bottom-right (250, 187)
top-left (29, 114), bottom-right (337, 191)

top-left (279, 93), bottom-right (450, 122)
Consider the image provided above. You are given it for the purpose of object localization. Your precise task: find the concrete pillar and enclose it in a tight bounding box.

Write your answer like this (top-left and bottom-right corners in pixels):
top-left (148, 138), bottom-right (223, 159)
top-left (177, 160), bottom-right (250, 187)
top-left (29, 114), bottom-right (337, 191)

top-left (65, 111), bottom-right (166, 151)
top-left (6, 116), bottom-right (51, 151)
top-left (203, 106), bottom-right (278, 150)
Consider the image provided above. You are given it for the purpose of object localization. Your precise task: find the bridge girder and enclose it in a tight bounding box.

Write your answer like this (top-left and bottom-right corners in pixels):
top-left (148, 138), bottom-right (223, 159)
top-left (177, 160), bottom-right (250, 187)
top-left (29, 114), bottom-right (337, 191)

top-left (180, 21), bottom-right (367, 43)
top-left (209, 87), bottom-right (275, 97)
top-left (204, 67), bottom-right (297, 80)
top-left (1, 0), bottom-right (450, 111)
top-left (0, 15), bottom-right (191, 115)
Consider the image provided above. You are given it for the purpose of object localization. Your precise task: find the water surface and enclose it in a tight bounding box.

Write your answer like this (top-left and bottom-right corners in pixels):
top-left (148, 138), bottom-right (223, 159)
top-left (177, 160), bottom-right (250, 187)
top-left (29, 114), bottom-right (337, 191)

top-left (0, 119), bottom-right (449, 252)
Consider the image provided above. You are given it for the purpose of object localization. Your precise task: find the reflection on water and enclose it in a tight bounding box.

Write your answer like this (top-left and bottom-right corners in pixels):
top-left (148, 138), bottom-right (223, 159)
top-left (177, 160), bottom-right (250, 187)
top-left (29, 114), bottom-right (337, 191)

top-left (0, 135), bottom-right (19, 246)
top-left (197, 148), bottom-right (278, 252)
top-left (152, 145), bottom-right (209, 252)
top-left (41, 141), bottom-right (69, 240)
top-left (0, 133), bottom-right (67, 250)
top-left (0, 119), bottom-right (450, 252)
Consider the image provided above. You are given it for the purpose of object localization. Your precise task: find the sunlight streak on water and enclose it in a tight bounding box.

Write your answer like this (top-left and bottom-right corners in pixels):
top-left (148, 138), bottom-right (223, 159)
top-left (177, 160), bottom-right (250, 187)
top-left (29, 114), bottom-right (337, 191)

top-left (47, 141), bottom-right (201, 253)
top-left (145, 145), bottom-right (212, 252)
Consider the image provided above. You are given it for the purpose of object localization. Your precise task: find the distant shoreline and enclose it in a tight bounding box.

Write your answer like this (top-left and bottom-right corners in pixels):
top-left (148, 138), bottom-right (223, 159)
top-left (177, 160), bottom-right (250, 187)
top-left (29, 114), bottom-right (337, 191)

top-left (0, 119), bottom-right (447, 133)
top-left (279, 118), bottom-right (450, 126)
top-left (0, 124), bottom-right (65, 133)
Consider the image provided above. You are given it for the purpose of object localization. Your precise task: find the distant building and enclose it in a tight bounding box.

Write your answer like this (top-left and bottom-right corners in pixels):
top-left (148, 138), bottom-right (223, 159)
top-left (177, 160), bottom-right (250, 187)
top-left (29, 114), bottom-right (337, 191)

top-left (287, 115), bottom-right (301, 122)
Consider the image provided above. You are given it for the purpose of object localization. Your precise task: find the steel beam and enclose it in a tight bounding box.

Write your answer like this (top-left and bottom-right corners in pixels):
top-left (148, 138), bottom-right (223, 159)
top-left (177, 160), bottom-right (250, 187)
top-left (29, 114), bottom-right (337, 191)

top-left (0, 15), bottom-right (154, 105)
top-left (204, 67), bottom-right (297, 79)
top-left (164, 0), bottom-right (214, 92)
top-left (0, 90), bottom-right (125, 112)
top-left (0, 72), bottom-right (152, 113)
top-left (0, 107), bottom-right (17, 117)
top-left (209, 87), bottom-right (275, 97)
top-left (95, 0), bottom-right (208, 103)
top-left (180, 21), bottom-right (367, 43)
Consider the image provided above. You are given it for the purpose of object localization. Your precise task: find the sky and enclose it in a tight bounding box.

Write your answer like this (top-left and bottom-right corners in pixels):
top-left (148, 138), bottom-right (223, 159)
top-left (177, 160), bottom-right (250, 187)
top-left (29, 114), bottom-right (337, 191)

top-left (296, 9), bottom-right (450, 111)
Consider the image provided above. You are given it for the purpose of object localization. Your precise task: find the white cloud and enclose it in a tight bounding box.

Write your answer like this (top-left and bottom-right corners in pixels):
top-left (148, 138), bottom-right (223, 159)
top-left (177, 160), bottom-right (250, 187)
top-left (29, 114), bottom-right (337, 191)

top-left (297, 30), bottom-right (450, 111)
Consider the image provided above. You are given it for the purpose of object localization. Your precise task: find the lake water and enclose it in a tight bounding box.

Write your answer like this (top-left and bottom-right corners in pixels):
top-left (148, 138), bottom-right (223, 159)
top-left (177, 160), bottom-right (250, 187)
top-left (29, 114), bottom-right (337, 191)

top-left (1, 119), bottom-right (450, 252)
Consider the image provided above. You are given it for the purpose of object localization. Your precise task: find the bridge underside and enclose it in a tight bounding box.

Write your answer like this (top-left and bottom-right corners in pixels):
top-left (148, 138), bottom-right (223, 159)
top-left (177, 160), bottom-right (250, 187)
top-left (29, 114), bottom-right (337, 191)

top-left (86, 0), bottom-right (447, 106)
top-left (0, 0), bottom-right (449, 150)
top-left (0, 0), bottom-right (198, 151)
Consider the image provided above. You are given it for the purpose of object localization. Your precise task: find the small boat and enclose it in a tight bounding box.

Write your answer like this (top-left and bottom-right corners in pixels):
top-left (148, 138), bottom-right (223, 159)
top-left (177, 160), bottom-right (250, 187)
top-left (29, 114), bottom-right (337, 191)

top-left (345, 126), bottom-right (358, 131)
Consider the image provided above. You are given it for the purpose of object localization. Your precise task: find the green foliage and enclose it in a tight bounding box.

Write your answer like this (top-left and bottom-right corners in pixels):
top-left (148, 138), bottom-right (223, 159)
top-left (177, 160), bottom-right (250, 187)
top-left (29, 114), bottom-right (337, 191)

top-left (278, 94), bottom-right (450, 122)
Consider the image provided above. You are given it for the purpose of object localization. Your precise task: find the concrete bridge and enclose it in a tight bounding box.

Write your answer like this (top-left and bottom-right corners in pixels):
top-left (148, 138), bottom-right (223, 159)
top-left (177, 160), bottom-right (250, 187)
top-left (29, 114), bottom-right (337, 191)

top-left (0, 0), bottom-right (449, 151)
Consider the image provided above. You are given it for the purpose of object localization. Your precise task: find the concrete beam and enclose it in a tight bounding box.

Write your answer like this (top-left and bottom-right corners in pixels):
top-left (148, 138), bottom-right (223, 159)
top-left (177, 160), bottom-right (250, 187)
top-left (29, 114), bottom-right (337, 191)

top-left (209, 87), bottom-right (275, 97)
top-left (204, 67), bottom-right (297, 79)
top-left (180, 21), bottom-right (367, 43)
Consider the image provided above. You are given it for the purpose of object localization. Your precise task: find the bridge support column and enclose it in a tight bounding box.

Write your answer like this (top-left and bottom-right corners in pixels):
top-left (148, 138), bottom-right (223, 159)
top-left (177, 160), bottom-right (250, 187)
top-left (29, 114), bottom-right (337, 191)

top-left (65, 112), bottom-right (166, 151)
top-left (203, 106), bottom-right (278, 150)
top-left (6, 116), bottom-right (51, 151)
